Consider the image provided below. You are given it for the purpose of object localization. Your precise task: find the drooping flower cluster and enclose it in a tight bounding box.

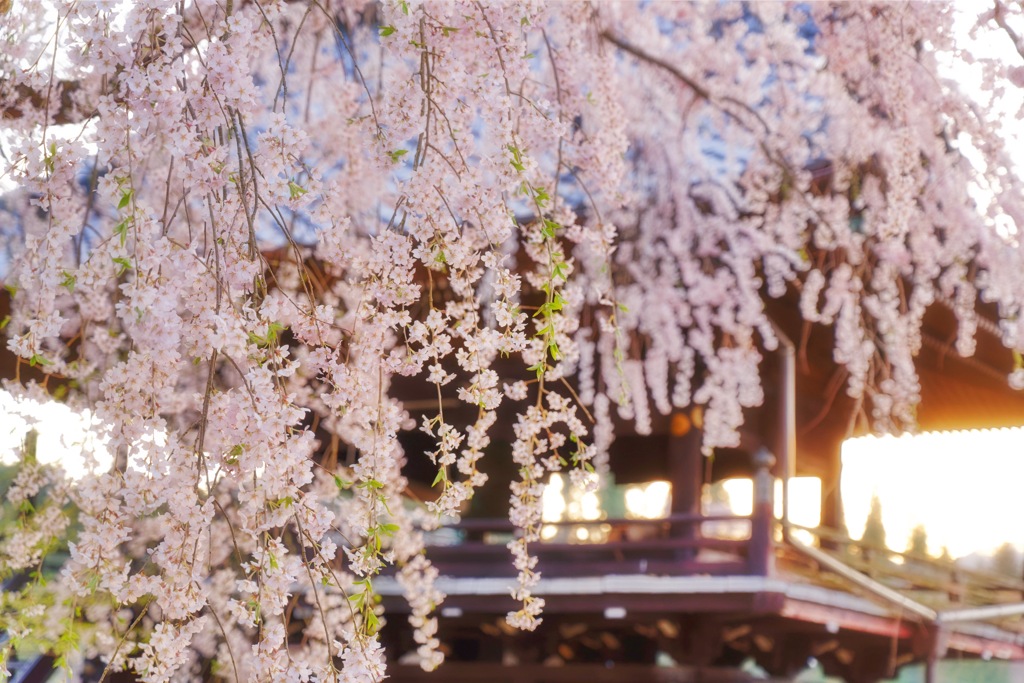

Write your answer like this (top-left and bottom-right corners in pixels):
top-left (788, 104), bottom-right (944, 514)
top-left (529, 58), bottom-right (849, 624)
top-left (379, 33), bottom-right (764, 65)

top-left (4, 0), bottom-right (1024, 679)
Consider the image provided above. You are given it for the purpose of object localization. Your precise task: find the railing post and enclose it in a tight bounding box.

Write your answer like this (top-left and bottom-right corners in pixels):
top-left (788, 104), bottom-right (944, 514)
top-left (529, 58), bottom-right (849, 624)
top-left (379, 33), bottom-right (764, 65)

top-left (750, 447), bottom-right (776, 576)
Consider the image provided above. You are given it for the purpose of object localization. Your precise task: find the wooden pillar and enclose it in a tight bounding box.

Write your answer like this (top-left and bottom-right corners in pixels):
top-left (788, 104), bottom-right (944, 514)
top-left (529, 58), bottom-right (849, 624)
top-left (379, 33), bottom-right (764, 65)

top-left (774, 327), bottom-right (796, 526)
top-left (668, 409), bottom-right (703, 558)
top-left (819, 437), bottom-right (848, 544)
top-left (749, 448), bottom-right (776, 576)
top-left (924, 625), bottom-right (948, 683)
top-left (824, 454), bottom-right (845, 528)
top-left (913, 623), bottom-right (945, 683)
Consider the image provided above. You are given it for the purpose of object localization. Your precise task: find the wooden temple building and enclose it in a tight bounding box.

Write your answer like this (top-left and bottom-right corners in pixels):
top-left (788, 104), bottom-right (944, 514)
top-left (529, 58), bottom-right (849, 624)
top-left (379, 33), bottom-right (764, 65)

top-left (375, 292), bottom-right (1024, 683)
top-left (6, 276), bottom-right (1024, 683)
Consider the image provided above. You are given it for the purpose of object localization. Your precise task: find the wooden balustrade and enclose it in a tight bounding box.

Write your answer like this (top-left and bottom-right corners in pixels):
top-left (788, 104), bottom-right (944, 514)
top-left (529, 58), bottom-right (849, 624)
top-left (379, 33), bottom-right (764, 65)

top-left (781, 522), bottom-right (1024, 613)
top-left (420, 513), bottom-right (766, 578)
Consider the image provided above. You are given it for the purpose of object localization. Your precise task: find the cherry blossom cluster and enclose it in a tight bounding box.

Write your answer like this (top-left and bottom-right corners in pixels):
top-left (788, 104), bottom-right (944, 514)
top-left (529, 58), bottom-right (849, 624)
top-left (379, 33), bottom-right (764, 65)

top-left (5, 1), bottom-right (1024, 680)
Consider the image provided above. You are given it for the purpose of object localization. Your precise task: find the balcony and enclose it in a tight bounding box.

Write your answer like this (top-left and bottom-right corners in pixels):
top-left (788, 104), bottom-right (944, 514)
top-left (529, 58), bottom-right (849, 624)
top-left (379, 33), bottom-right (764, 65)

top-left (375, 472), bottom-right (1024, 683)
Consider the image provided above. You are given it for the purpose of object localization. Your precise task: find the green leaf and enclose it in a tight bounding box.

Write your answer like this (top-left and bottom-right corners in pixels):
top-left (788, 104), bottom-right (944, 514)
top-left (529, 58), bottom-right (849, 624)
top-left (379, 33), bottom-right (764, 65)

top-left (117, 189), bottom-right (133, 210)
top-left (0, 315), bottom-right (10, 330)
top-left (431, 468), bottom-right (446, 487)
top-left (533, 186), bottom-right (550, 207)
top-left (388, 148), bottom-right (408, 162)
top-left (112, 220), bottom-right (129, 246)
top-left (379, 25), bottom-right (396, 37)
top-left (541, 218), bottom-right (559, 240)
top-left (226, 444), bottom-right (243, 464)
top-left (59, 271), bottom-right (76, 293)
top-left (287, 180), bottom-right (307, 199)
top-left (268, 496), bottom-right (294, 509)
top-left (364, 609), bottom-right (380, 635)
top-left (29, 354), bottom-right (52, 367)
top-left (400, 0), bottom-right (409, 14)
top-left (248, 321), bottom-right (286, 347)
top-left (44, 142), bottom-right (57, 174)
top-left (508, 144), bottom-right (525, 172)
top-left (112, 257), bottom-right (131, 276)
top-left (441, 26), bottom-right (459, 37)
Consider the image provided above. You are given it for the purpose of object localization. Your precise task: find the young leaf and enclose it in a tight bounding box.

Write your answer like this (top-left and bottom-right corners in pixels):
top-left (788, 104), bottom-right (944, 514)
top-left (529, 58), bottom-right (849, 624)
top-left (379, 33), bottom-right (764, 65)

top-left (59, 271), bottom-right (76, 293)
top-left (432, 468), bottom-right (446, 487)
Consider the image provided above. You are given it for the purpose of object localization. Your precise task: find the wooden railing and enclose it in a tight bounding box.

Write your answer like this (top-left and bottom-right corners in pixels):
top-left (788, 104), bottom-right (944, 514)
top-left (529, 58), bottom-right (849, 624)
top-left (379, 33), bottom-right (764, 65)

top-left (422, 513), bottom-right (767, 578)
top-left (780, 522), bottom-right (1024, 616)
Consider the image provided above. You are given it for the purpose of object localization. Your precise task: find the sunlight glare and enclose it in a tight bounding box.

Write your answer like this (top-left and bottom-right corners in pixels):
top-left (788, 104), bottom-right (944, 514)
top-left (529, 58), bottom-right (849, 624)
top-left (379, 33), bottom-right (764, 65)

top-left (624, 480), bottom-right (671, 519)
top-left (843, 429), bottom-right (1024, 558)
top-left (0, 389), bottom-right (112, 480)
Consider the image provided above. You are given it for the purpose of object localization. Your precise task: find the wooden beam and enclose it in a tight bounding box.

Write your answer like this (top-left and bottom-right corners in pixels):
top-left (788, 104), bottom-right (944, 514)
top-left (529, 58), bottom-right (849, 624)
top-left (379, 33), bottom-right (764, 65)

top-left (779, 599), bottom-right (913, 639)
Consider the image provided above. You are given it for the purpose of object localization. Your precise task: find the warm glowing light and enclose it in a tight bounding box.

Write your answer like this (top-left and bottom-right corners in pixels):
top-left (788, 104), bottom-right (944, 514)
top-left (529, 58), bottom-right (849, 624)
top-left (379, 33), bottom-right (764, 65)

top-left (0, 390), bottom-right (112, 480)
top-left (574, 491), bottom-right (602, 521)
top-left (540, 473), bottom-right (608, 543)
top-left (780, 477), bottom-right (822, 529)
top-left (719, 479), bottom-right (753, 515)
top-left (713, 477), bottom-right (821, 527)
top-left (624, 480), bottom-right (671, 519)
top-left (843, 429), bottom-right (1024, 558)
top-left (542, 472), bottom-right (566, 522)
